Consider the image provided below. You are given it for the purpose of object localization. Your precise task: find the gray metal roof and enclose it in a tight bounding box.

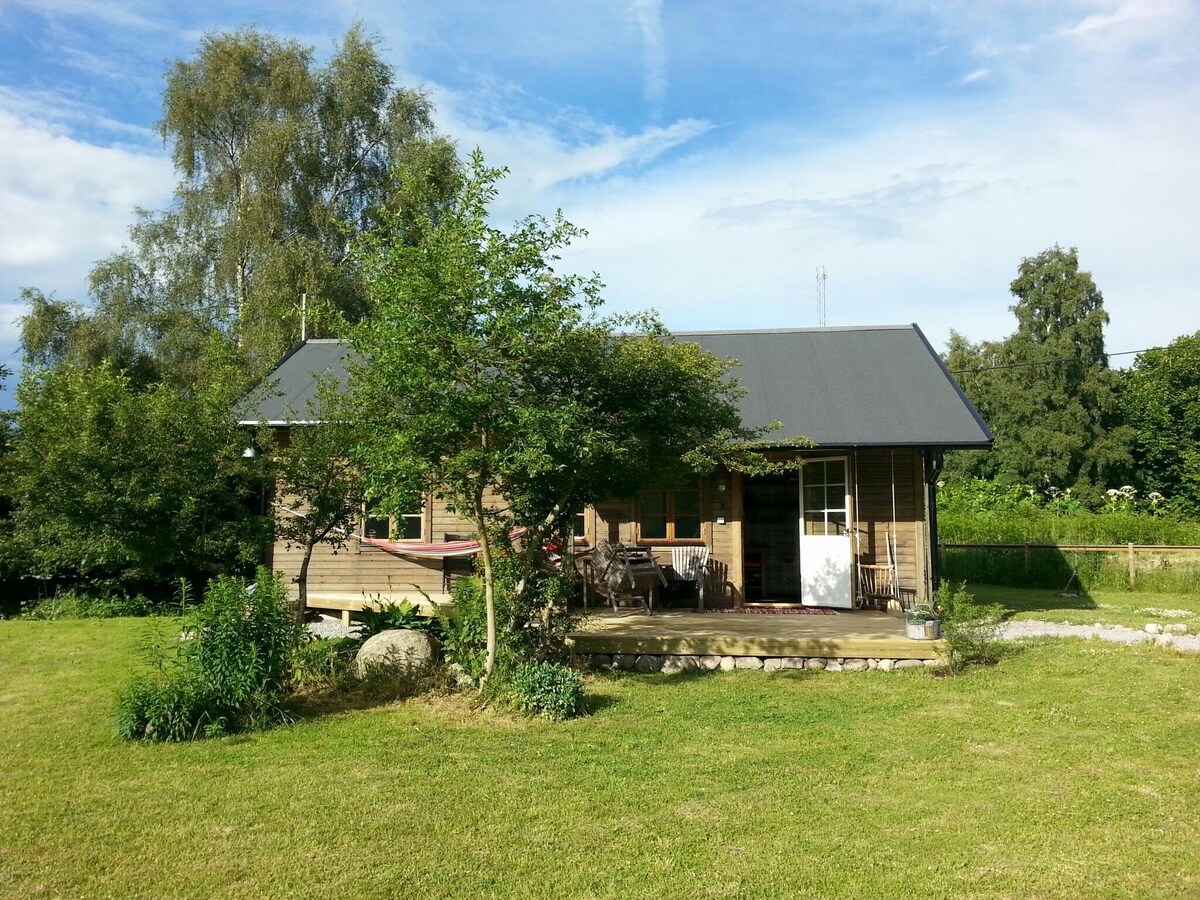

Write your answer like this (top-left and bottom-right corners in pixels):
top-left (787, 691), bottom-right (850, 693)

top-left (236, 339), bottom-right (361, 425)
top-left (676, 324), bottom-right (992, 448)
top-left (238, 324), bottom-right (993, 449)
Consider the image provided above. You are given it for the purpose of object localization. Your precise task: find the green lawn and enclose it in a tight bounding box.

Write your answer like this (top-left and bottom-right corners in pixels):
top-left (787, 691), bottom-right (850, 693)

top-left (2, 618), bottom-right (1199, 898)
top-left (969, 583), bottom-right (1200, 629)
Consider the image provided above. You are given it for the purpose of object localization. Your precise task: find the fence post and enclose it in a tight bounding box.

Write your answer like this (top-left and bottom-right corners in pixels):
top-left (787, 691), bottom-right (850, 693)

top-left (1128, 543), bottom-right (1136, 589)
top-left (1023, 543), bottom-right (1030, 573)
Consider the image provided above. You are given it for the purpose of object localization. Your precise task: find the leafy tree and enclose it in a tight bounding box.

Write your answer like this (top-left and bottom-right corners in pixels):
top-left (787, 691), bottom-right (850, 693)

top-left (5, 363), bottom-right (267, 594)
top-left (944, 246), bottom-right (1132, 503)
top-left (351, 153), bottom-right (754, 677)
top-left (1123, 331), bottom-right (1200, 513)
top-left (18, 24), bottom-right (458, 389)
top-left (7, 24), bottom-right (457, 593)
top-left (265, 396), bottom-right (365, 622)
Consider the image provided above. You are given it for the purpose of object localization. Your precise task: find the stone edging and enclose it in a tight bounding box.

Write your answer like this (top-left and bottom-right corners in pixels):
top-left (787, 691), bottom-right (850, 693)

top-left (582, 654), bottom-right (943, 674)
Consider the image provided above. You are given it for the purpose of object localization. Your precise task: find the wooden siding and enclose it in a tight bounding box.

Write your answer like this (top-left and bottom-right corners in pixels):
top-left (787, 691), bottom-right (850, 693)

top-left (274, 493), bottom-right (479, 602)
top-left (589, 452), bottom-right (931, 603)
top-left (273, 451), bottom-right (933, 606)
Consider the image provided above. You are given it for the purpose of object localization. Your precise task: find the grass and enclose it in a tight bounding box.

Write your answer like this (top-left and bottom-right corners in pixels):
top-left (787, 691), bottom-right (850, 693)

top-left (2, 618), bottom-right (1199, 898)
top-left (968, 583), bottom-right (1200, 630)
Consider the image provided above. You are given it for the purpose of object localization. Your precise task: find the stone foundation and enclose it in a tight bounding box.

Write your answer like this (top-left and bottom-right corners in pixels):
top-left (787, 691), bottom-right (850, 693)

top-left (581, 653), bottom-right (943, 673)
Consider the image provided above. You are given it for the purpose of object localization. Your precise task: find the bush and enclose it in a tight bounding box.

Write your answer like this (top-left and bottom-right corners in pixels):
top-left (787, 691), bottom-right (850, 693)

top-left (509, 661), bottom-right (585, 720)
top-left (934, 581), bottom-right (1003, 675)
top-left (115, 672), bottom-right (226, 742)
top-left (440, 576), bottom-right (493, 682)
top-left (114, 567), bottom-right (304, 741)
top-left (355, 597), bottom-right (446, 640)
top-left (441, 570), bottom-right (581, 684)
top-left (22, 590), bottom-right (161, 620)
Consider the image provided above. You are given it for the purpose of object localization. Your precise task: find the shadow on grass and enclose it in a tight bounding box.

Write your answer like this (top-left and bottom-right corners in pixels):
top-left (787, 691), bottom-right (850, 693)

top-left (579, 692), bottom-right (621, 715)
top-left (288, 675), bottom-right (445, 721)
top-left (969, 583), bottom-right (1097, 621)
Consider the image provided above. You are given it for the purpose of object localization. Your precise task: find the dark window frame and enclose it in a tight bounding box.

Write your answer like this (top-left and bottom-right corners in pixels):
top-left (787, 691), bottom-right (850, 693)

top-left (637, 487), bottom-right (704, 544)
top-left (361, 502), bottom-right (425, 543)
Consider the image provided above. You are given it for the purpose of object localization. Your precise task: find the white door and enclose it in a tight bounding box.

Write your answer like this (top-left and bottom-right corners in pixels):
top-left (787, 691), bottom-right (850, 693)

top-left (800, 459), bottom-right (853, 608)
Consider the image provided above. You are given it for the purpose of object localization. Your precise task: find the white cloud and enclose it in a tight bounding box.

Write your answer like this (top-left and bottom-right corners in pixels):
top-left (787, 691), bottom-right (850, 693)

top-left (961, 68), bottom-right (990, 84)
top-left (547, 88), bottom-right (1200, 361)
top-left (1058, 0), bottom-right (1183, 38)
top-left (427, 80), bottom-right (713, 209)
top-left (0, 109), bottom-right (173, 270)
top-left (624, 0), bottom-right (667, 119)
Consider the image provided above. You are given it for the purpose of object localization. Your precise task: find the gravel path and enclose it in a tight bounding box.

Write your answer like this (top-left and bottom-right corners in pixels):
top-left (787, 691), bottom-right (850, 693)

top-left (307, 615), bottom-right (361, 640)
top-left (997, 619), bottom-right (1200, 653)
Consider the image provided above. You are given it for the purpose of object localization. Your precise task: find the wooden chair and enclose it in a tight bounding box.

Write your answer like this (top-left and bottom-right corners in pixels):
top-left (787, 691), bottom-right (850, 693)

top-left (670, 546), bottom-right (709, 610)
top-left (581, 540), bottom-right (667, 614)
top-left (856, 563), bottom-right (897, 609)
top-left (856, 527), bottom-right (907, 610)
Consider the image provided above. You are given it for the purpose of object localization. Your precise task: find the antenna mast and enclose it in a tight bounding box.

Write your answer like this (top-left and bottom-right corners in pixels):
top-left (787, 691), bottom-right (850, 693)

top-left (301, 292), bottom-right (307, 342)
top-left (816, 266), bottom-right (827, 327)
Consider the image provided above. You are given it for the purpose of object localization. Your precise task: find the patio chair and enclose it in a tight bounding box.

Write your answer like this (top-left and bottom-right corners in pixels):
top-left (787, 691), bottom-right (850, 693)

top-left (670, 546), bottom-right (709, 610)
top-left (581, 540), bottom-right (667, 614)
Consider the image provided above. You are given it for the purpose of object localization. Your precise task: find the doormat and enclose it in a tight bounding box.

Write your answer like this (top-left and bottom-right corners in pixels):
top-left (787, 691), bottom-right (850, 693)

top-left (705, 606), bottom-right (837, 615)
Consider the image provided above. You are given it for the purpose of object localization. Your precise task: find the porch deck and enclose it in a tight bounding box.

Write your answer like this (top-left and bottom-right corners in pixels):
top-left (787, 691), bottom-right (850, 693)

top-left (569, 609), bottom-right (942, 660)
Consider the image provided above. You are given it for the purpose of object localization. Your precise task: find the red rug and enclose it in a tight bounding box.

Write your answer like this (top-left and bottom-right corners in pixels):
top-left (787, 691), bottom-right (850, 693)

top-left (706, 606), bottom-right (837, 615)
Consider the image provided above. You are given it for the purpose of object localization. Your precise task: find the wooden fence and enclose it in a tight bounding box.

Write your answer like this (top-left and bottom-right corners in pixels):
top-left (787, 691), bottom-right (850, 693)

top-left (938, 543), bottom-right (1200, 589)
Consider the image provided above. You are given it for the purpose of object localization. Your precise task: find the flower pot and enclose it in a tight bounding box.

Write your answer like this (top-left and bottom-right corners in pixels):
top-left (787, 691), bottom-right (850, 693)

top-left (906, 619), bottom-right (941, 640)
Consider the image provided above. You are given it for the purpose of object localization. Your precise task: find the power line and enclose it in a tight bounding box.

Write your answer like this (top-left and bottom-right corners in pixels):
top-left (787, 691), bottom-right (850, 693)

top-left (948, 344), bottom-right (1178, 376)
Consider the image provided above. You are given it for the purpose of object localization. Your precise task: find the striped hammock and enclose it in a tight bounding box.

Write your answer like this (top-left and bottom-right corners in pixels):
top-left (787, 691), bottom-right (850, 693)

top-left (362, 527), bottom-right (529, 559)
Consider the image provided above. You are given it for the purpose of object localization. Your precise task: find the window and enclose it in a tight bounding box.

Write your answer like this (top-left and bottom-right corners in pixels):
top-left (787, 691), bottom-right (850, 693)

top-left (362, 503), bottom-right (423, 541)
top-left (639, 487), bottom-right (702, 542)
top-left (573, 509), bottom-right (589, 545)
top-left (802, 459), bottom-right (848, 536)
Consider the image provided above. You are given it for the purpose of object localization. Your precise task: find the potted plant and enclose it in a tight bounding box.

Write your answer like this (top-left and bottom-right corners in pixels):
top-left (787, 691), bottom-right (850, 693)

top-left (905, 606), bottom-right (942, 640)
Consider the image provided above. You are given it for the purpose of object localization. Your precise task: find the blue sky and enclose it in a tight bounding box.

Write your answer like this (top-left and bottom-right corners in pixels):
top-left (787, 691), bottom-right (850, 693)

top-left (2, 0), bottom-right (1199, 407)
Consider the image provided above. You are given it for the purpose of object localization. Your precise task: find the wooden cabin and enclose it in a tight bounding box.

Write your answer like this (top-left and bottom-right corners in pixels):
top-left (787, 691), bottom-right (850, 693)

top-left (239, 325), bottom-right (992, 616)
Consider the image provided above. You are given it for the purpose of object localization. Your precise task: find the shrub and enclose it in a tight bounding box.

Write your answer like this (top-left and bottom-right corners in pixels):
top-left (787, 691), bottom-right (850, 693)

top-left (114, 671), bottom-right (226, 742)
top-left (509, 661), bottom-right (585, 720)
top-left (22, 590), bottom-right (160, 620)
top-left (440, 576), bottom-right (492, 682)
top-left (355, 596), bottom-right (446, 640)
top-left (186, 571), bottom-right (302, 726)
top-left (935, 581), bottom-right (1003, 675)
top-left (114, 567), bottom-right (304, 741)
top-left (441, 571), bottom-right (581, 684)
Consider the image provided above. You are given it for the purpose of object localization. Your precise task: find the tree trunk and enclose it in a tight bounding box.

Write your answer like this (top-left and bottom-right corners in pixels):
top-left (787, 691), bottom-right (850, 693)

top-left (473, 493), bottom-right (498, 680)
top-left (295, 541), bottom-right (314, 624)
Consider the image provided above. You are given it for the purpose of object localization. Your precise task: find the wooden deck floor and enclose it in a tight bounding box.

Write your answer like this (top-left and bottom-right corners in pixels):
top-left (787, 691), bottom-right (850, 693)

top-left (569, 609), bottom-right (942, 660)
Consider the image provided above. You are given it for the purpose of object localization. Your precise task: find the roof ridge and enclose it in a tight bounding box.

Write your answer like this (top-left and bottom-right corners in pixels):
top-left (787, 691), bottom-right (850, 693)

top-left (671, 324), bottom-right (915, 337)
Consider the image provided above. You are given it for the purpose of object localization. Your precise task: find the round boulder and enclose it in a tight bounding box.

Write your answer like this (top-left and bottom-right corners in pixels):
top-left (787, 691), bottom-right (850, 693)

top-left (634, 655), bottom-right (663, 673)
top-left (355, 629), bottom-right (441, 678)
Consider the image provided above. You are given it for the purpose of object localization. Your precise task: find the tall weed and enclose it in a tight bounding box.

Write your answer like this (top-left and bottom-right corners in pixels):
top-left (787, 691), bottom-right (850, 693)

top-left (115, 568), bottom-right (303, 741)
